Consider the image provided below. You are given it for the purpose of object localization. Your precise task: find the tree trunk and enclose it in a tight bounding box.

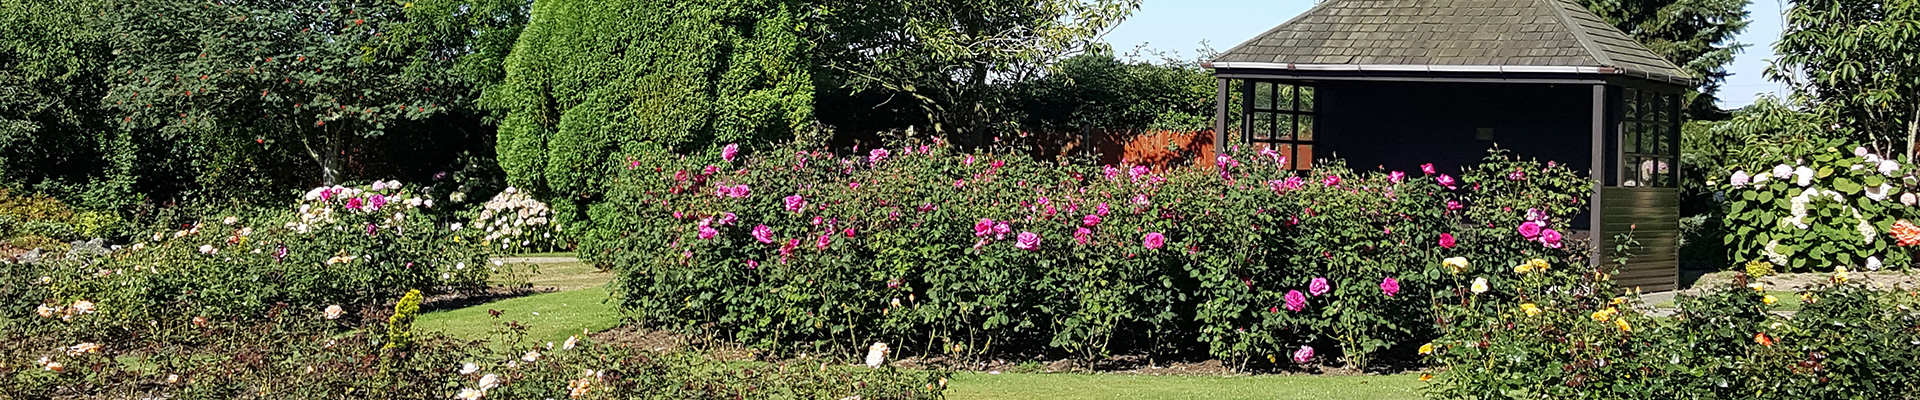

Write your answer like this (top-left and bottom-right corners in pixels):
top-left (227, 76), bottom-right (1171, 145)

top-left (1908, 100), bottom-right (1918, 159)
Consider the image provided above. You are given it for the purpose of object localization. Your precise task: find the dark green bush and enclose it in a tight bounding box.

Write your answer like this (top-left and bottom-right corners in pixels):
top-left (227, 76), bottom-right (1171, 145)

top-left (591, 139), bottom-right (1591, 369)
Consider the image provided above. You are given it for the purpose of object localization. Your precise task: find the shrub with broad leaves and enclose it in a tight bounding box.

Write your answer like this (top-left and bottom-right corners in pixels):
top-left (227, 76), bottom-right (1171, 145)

top-left (590, 139), bottom-right (1590, 369)
top-left (1721, 138), bottom-right (1920, 271)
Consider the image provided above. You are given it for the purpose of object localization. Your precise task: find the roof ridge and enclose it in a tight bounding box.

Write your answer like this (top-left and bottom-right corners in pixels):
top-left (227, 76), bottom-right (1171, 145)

top-left (1537, 0), bottom-right (1614, 67)
top-left (1212, 0), bottom-right (1344, 63)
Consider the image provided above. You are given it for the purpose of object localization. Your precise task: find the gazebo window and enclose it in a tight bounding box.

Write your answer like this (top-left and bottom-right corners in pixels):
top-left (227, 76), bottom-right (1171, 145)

top-left (1621, 88), bottom-right (1677, 187)
top-left (1240, 80), bottom-right (1315, 170)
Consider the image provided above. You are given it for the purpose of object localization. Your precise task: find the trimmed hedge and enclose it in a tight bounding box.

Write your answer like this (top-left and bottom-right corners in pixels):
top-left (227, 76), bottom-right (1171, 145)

top-left (590, 140), bottom-right (1593, 368)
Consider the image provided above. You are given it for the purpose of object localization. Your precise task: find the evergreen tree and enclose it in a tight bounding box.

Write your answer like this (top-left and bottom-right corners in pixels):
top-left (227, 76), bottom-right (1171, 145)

top-left (1579, 0), bottom-right (1752, 119)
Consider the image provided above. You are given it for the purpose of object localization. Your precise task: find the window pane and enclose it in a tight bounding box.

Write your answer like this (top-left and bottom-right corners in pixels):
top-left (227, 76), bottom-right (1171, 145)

top-left (1295, 144), bottom-right (1314, 170)
top-left (1655, 125), bottom-right (1671, 155)
top-left (1276, 113), bottom-right (1295, 141)
top-left (1298, 115), bottom-right (1315, 141)
top-left (1656, 94), bottom-right (1670, 123)
top-left (1623, 89), bottom-right (1638, 120)
top-left (1623, 122), bottom-right (1640, 154)
top-left (1298, 86), bottom-right (1315, 112)
top-left (1278, 84), bottom-right (1296, 111)
top-left (1251, 112), bottom-right (1272, 141)
top-left (1640, 91), bottom-right (1656, 123)
top-left (1623, 156), bottom-right (1642, 187)
top-left (1256, 82), bottom-right (1273, 110)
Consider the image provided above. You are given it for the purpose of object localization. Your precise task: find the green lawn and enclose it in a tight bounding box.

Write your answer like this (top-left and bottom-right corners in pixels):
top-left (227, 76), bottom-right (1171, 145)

top-left (416, 285), bottom-right (623, 345)
top-left (518, 261), bottom-right (613, 291)
top-left (512, 251), bottom-right (579, 259)
top-left (946, 372), bottom-right (1425, 400)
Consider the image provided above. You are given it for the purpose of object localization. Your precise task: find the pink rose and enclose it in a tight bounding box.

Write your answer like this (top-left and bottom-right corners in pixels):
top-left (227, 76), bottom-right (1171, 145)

top-left (1142, 232), bottom-right (1166, 249)
top-left (1518, 221), bottom-right (1543, 240)
top-left (1436, 174), bottom-right (1457, 190)
top-left (974, 219), bottom-right (994, 237)
top-left (1073, 227), bottom-right (1092, 245)
top-left (1507, 169), bottom-right (1526, 181)
top-left (1292, 345), bottom-right (1314, 363)
top-left (1389, 171), bottom-right (1405, 184)
top-left (1096, 203), bottom-right (1111, 216)
top-left (721, 143), bottom-right (739, 162)
top-left (868, 148), bottom-right (890, 165)
top-left (1439, 233), bottom-right (1456, 249)
top-left (717, 212), bottom-right (737, 226)
top-left (729, 185), bottom-right (750, 198)
top-left (1130, 165), bottom-right (1150, 178)
top-left (697, 225), bottom-right (718, 240)
top-left (345, 197), bottom-right (364, 210)
top-left (1540, 229), bottom-right (1563, 249)
top-left (752, 225), bottom-right (774, 244)
top-left (1322, 175), bottom-right (1341, 187)
top-left (1015, 231), bottom-right (1040, 250)
top-left (993, 222), bottom-right (1011, 240)
top-left (784, 195), bottom-right (806, 212)
top-left (816, 234), bottom-right (832, 250)
top-left (1083, 214), bottom-right (1101, 227)
top-left (1285, 290), bottom-right (1307, 312)
top-left (1445, 200), bottom-right (1462, 211)
top-left (1308, 277), bottom-right (1330, 297)
top-left (780, 239), bottom-right (799, 256)
top-left (1380, 277), bottom-right (1400, 297)
top-left (843, 227), bottom-right (856, 238)
top-left (1420, 163), bottom-right (1436, 175)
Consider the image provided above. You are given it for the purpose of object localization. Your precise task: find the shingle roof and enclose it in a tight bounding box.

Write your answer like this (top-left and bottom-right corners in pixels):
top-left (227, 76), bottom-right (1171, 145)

top-left (1209, 0), bottom-right (1691, 85)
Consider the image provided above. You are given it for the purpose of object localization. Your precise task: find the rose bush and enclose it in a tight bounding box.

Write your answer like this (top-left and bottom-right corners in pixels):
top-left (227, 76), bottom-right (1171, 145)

top-left (1, 295), bottom-right (944, 399)
top-left (6, 180), bottom-right (520, 327)
top-left (1421, 264), bottom-right (1920, 399)
top-left (1720, 138), bottom-right (1920, 271)
top-left (590, 139), bottom-right (1592, 369)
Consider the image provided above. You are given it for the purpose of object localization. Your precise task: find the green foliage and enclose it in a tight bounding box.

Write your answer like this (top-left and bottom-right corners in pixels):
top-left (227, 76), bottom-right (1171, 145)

top-left (591, 139), bottom-right (1588, 370)
top-left (1579, 0), bottom-right (1751, 118)
top-left (1772, 0), bottom-right (1920, 153)
top-left (1423, 271), bottom-right (1920, 399)
top-left (1010, 50), bottom-right (1217, 133)
top-left (384, 289), bottom-right (424, 352)
top-left (1719, 137), bottom-right (1918, 271)
top-left (0, 188), bottom-right (127, 244)
top-left (102, 0), bottom-right (472, 187)
top-left (1, 306), bottom-right (946, 399)
top-left (810, 0), bottom-right (1143, 141)
top-left (490, 0), bottom-right (815, 247)
top-left (14, 181), bottom-right (498, 325)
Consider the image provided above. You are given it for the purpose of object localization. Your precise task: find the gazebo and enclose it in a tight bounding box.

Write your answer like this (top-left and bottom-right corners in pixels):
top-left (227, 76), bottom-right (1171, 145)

top-left (1204, 0), bottom-right (1689, 291)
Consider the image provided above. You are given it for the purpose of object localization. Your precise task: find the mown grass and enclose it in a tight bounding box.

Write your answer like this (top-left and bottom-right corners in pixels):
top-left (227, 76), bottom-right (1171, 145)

top-left (416, 285), bottom-right (623, 345)
top-left (945, 372), bottom-right (1425, 400)
top-left (1653, 290), bottom-right (1804, 312)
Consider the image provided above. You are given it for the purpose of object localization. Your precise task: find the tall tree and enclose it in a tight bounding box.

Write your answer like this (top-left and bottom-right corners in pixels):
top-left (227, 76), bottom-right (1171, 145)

top-left (1771, 0), bottom-right (1920, 156)
top-left (1580, 0), bottom-right (1751, 119)
top-left (809, 0), bottom-right (1142, 144)
top-left (103, 0), bottom-right (470, 186)
top-left (0, 0), bottom-right (132, 207)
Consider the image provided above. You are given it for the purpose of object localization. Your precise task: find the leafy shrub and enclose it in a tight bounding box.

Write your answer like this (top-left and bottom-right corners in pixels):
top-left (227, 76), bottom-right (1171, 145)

top-left (1720, 137), bottom-right (1920, 271)
top-left (12, 181), bottom-right (502, 325)
top-left (1422, 266), bottom-right (1920, 399)
top-left (0, 188), bottom-right (126, 245)
top-left (591, 139), bottom-right (1590, 369)
top-left (1, 299), bottom-right (946, 399)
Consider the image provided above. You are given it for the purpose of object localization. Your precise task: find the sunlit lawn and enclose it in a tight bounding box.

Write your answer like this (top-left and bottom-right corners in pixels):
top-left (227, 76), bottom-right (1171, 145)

top-left (946, 372), bottom-right (1425, 400)
top-left (417, 285), bottom-right (623, 345)
top-left (1653, 290), bottom-right (1804, 312)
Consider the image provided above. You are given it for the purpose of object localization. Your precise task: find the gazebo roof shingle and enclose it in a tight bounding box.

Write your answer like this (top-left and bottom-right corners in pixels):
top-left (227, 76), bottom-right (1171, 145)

top-left (1210, 0), bottom-right (1691, 85)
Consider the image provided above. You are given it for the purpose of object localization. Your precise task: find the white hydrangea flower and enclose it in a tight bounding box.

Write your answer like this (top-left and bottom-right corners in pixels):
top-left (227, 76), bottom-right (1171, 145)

top-left (1865, 183), bottom-right (1893, 201)
top-left (1793, 166), bottom-right (1815, 187)
top-left (1773, 164), bottom-right (1794, 179)
top-left (1763, 240), bottom-right (1790, 266)
top-left (1867, 256), bottom-right (1884, 271)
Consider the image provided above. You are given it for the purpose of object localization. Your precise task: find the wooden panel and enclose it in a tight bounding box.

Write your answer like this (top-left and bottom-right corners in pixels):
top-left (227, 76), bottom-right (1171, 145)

top-left (1599, 187), bottom-right (1680, 292)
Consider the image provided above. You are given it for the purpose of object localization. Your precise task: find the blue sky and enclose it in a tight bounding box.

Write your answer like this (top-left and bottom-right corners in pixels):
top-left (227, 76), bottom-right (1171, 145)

top-left (1101, 0), bottom-right (1790, 109)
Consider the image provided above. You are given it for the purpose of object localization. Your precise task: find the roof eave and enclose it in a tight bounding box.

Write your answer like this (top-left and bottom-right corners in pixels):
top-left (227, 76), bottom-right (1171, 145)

top-left (1206, 61), bottom-right (1695, 87)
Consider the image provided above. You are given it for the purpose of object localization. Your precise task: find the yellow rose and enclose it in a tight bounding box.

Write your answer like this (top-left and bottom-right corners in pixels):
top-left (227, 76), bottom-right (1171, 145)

top-left (1528, 258), bottom-right (1550, 271)
top-left (1418, 343), bottom-right (1435, 355)
top-left (1590, 308), bottom-right (1614, 322)
top-left (1420, 373), bottom-right (1434, 382)
top-left (1442, 257), bottom-right (1470, 274)
top-left (1513, 263), bottom-right (1533, 274)
top-left (1521, 303), bottom-right (1542, 316)
top-left (1470, 277), bottom-right (1490, 294)
top-left (1762, 295), bottom-right (1778, 305)
top-left (1614, 318), bottom-right (1632, 332)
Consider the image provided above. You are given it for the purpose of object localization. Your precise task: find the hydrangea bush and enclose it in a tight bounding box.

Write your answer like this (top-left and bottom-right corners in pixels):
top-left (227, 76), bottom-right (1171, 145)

top-left (589, 139), bottom-right (1591, 368)
top-left (1721, 138), bottom-right (1920, 271)
top-left (10, 180), bottom-right (508, 326)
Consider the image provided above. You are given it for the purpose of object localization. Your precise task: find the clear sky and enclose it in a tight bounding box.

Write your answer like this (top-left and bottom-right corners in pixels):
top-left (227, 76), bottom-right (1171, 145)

top-left (1100, 0), bottom-right (1790, 109)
